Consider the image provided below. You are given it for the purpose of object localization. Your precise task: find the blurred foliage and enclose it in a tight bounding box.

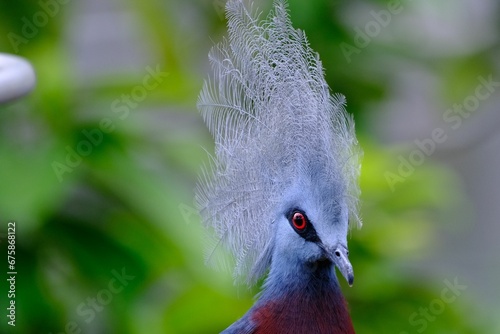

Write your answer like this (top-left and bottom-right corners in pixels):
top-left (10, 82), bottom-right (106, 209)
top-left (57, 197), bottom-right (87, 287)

top-left (0, 0), bottom-right (496, 333)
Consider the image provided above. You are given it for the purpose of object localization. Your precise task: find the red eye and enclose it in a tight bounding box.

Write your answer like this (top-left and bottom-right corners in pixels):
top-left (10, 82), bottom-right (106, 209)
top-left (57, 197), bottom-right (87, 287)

top-left (292, 212), bottom-right (307, 231)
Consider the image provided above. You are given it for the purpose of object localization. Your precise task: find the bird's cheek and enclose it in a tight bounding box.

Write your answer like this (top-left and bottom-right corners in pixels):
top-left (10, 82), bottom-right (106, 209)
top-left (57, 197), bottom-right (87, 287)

top-left (304, 244), bottom-right (324, 263)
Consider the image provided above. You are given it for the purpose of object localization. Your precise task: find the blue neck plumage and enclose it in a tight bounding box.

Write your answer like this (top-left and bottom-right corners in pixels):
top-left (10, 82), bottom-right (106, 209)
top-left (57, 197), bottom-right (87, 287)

top-left (259, 254), bottom-right (342, 304)
top-left (244, 254), bottom-right (355, 334)
top-left (222, 245), bottom-right (356, 334)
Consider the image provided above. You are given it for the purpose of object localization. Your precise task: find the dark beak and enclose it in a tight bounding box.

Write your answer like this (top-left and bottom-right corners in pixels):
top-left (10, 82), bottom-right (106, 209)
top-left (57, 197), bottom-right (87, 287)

top-left (329, 246), bottom-right (354, 287)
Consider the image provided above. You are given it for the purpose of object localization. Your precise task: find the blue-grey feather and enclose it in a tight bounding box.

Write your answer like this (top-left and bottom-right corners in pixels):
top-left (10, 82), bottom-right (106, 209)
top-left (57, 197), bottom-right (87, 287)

top-left (196, 0), bottom-right (361, 286)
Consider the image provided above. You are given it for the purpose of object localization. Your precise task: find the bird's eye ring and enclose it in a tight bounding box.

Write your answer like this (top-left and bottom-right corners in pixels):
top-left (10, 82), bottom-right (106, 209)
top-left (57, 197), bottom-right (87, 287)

top-left (292, 212), bottom-right (307, 231)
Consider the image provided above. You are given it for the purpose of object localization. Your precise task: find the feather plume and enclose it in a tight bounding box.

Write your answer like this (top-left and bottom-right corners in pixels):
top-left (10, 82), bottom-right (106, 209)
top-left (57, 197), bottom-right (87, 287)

top-left (195, 0), bottom-right (361, 285)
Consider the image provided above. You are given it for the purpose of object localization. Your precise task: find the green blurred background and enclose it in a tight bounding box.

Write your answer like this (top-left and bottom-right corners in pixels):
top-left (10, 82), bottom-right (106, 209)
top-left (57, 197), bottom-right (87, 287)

top-left (1, 0), bottom-right (499, 333)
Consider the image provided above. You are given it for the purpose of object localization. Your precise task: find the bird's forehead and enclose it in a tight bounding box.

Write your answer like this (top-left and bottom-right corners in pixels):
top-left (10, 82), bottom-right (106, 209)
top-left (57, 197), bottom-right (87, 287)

top-left (282, 174), bottom-right (347, 224)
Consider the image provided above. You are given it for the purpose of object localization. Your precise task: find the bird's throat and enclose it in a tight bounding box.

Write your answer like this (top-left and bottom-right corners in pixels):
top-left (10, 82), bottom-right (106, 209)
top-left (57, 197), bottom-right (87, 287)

top-left (250, 261), bottom-right (355, 334)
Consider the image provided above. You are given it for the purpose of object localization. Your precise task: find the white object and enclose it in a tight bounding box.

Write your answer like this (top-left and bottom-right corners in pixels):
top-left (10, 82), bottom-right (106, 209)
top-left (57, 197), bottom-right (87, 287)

top-left (0, 53), bottom-right (36, 103)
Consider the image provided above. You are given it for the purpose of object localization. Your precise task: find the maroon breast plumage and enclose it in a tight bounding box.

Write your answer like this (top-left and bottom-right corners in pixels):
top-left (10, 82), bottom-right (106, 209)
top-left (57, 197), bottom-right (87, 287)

top-left (250, 287), bottom-right (355, 334)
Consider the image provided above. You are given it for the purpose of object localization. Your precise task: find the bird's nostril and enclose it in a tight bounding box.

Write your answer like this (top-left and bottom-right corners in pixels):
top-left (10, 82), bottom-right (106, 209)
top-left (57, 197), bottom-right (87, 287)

top-left (335, 250), bottom-right (341, 257)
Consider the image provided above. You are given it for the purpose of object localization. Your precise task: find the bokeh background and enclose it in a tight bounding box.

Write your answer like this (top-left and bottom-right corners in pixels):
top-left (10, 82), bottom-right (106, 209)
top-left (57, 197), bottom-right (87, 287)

top-left (1, 0), bottom-right (499, 333)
